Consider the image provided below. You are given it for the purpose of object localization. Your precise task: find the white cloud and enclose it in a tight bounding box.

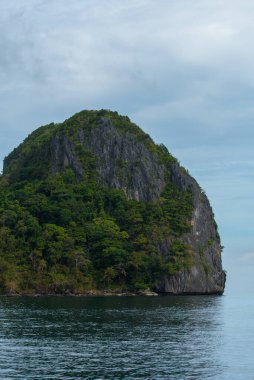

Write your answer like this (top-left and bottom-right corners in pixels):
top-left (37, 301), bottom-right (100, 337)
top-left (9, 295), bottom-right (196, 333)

top-left (236, 252), bottom-right (254, 263)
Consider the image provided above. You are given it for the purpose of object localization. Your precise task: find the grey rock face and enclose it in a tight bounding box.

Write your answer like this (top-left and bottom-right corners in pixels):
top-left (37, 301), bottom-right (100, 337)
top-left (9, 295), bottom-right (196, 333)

top-left (50, 134), bottom-right (84, 177)
top-left (50, 117), bottom-right (166, 202)
top-left (48, 117), bottom-right (225, 294)
top-left (154, 164), bottom-right (226, 294)
top-left (83, 118), bottom-right (165, 201)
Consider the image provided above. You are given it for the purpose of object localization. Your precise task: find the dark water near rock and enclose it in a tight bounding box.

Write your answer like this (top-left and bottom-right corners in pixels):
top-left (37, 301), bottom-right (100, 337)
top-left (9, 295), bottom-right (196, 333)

top-left (0, 295), bottom-right (253, 379)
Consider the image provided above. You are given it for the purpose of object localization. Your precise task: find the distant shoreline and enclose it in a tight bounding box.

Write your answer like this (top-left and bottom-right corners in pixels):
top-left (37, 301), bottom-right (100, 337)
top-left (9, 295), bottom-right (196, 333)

top-left (0, 290), bottom-right (224, 297)
top-left (0, 290), bottom-right (159, 297)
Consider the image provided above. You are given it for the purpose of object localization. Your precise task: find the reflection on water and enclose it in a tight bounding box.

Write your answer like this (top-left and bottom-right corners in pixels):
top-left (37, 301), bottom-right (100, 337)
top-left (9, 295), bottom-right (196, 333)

top-left (0, 295), bottom-right (252, 379)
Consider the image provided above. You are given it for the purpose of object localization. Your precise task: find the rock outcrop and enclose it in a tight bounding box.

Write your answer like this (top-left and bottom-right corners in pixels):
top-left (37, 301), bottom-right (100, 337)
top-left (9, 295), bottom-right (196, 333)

top-left (155, 164), bottom-right (226, 294)
top-left (46, 116), bottom-right (225, 294)
top-left (2, 110), bottom-right (226, 294)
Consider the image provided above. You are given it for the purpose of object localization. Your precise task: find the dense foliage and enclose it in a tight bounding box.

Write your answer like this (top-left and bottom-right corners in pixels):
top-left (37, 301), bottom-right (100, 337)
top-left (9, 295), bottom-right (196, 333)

top-left (0, 110), bottom-right (193, 294)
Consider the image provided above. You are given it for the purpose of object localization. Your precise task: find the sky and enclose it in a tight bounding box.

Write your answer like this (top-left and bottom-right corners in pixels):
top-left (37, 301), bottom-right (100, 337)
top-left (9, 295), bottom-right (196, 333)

top-left (0, 0), bottom-right (253, 294)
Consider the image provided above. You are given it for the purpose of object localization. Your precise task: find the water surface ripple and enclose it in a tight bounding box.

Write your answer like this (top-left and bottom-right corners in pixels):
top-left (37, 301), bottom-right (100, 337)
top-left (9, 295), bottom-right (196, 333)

top-left (0, 295), bottom-right (253, 379)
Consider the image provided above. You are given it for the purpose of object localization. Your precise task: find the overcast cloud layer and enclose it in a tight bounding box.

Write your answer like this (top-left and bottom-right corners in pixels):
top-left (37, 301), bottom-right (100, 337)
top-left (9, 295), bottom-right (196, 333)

top-left (1, 0), bottom-right (254, 293)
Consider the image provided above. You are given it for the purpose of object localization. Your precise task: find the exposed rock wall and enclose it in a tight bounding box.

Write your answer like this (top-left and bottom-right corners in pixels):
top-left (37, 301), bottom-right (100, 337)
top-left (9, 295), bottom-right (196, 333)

top-left (50, 134), bottom-right (84, 177)
top-left (50, 117), bottom-right (166, 202)
top-left (155, 164), bottom-right (226, 294)
top-left (83, 118), bottom-right (166, 201)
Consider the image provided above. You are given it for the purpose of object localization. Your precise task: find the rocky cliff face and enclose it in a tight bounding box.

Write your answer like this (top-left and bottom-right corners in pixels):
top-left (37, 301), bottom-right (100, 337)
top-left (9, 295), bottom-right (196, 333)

top-left (2, 110), bottom-right (226, 294)
top-left (50, 117), bottom-right (165, 202)
top-left (155, 164), bottom-right (226, 294)
top-left (47, 116), bottom-right (225, 294)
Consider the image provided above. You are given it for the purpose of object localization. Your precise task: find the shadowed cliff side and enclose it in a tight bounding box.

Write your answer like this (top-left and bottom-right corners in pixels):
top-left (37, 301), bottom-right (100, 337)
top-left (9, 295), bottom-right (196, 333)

top-left (155, 164), bottom-right (226, 294)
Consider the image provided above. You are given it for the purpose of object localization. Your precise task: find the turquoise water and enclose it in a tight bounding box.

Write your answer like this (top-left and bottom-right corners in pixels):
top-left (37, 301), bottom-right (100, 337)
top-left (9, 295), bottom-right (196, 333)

top-left (0, 295), bottom-right (253, 379)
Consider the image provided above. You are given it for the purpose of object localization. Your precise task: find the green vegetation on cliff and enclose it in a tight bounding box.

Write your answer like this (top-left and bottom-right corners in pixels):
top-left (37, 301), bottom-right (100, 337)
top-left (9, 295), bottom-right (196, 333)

top-left (0, 110), bottom-right (194, 294)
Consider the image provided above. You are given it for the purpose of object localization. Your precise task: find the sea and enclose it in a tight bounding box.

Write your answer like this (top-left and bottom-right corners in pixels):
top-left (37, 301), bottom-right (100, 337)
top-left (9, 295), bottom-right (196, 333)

top-left (0, 294), bottom-right (253, 379)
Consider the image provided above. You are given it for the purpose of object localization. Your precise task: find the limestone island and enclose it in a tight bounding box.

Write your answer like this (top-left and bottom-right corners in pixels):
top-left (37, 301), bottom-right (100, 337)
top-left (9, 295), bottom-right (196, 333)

top-left (0, 110), bottom-right (226, 295)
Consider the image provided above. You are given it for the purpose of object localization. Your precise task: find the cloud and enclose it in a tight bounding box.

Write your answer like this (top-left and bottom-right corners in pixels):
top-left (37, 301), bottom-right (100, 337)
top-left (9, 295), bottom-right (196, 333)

top-left (1, 0), bottom-right (254, 117)
top-left (235, 252), bottom-right (254, 263)
top-left (0, 0), bottom-right (253, 158)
